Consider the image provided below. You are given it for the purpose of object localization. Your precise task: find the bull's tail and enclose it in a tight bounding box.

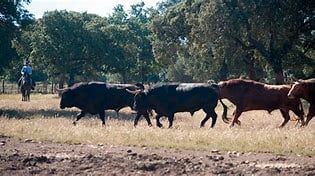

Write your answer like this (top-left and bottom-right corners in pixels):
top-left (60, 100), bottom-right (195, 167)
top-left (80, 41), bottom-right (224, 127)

top-left (297, 100), bottom-right (305, 125)
top-left (213, 83), bottom-right (230, 124)
top-left (290, 99), bottom-right (305, 128)
top-left (219, 98), bottom-right (229, 124)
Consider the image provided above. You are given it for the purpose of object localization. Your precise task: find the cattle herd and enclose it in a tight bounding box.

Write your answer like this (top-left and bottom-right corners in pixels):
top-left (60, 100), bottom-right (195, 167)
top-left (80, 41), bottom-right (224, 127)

top-left (58, 78), bottom-right (315, 128)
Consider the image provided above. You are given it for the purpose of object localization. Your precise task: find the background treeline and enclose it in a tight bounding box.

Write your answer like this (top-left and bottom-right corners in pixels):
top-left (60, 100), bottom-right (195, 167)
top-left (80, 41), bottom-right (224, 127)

top-left (1, 0), bottom-right (314, 88)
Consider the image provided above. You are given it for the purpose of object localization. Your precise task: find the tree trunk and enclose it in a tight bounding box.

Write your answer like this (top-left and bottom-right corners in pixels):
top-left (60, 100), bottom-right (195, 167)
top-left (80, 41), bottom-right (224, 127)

top-left (274, 72), bottom-right (284, 85)
top-left (57, 75), bottom-right (66, 96)
top-left (121, 72), bottom-right (127, 84)
top-left (58, 80), bottom-right (64, 89)
top-left (58, 74), bottom-right (66, 89)
top-left (2, 80), bottom-right (4, 94)
top-left (219, 60), bottom-right (228, 81)
top-left (246, 53), bottom-right (257, 81)
top-left (68, 73), bottom-right (75, 87)
top-left (140, 66), bottom-right (145, 83)
top-left (248, 63), bottom-right (256, 81)
top-left (269, 55), bottom-right (284, 85)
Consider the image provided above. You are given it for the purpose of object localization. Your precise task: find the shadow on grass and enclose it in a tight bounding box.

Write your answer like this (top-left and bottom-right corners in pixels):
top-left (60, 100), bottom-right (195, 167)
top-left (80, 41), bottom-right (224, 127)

top-left (0, 108), bottom-right (147, 123)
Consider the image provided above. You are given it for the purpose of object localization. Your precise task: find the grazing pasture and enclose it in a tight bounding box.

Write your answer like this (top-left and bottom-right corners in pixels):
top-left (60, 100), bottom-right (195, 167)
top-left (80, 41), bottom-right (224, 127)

top-left (0, 94), bottom-right (314, 156)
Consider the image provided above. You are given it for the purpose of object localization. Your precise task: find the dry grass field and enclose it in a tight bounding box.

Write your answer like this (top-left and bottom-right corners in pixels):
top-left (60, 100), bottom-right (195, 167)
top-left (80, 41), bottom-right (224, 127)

top-left (0, 94), bottom-right (314, 156)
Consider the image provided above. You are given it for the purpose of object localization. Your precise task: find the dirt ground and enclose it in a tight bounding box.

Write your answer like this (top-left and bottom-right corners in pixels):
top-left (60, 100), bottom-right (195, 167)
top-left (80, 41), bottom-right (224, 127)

top-left (0, 136), bottom-right (314, 175)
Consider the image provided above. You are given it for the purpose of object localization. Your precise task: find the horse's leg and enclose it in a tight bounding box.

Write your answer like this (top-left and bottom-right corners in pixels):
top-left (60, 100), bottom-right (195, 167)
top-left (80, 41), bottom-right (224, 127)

top-left (27, 89), bottom-right (30, 101)
top-left (22, 90), bottom-right (25, 101)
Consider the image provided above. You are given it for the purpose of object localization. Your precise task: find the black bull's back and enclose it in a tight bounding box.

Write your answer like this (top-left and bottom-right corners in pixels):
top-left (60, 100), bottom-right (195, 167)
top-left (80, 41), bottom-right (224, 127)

top-left (134, 83), bottom-right (228, 128)
top-left (150, 84), bottom-right (219, 114)
top-left (59, 82), bottom-right (152, 126)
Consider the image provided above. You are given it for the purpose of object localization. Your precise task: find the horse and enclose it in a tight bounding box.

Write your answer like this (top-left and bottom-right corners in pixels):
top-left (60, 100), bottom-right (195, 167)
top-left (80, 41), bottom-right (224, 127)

top-left (20, 73), bottom-right (32, 101)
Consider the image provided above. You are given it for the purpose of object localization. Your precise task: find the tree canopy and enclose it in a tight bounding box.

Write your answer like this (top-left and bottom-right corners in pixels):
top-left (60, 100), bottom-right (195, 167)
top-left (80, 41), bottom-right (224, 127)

top-left (0, 0), bottom-right (33, 75)
top-left (1, 0), bottom-right (314, 85)
top-left (151, 0), bottom-right (314, 83)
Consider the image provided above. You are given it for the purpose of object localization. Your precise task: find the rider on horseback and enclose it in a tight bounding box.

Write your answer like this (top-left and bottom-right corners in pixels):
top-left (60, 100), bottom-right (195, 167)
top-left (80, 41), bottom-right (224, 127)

top-left (18, 60), bottom-right (35, 90)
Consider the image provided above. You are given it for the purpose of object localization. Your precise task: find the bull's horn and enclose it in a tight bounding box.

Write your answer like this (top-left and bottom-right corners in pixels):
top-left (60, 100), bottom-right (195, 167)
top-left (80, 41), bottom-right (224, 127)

top-left (55, 87), bottom-right (67, 94)
top-left (126, 89), bottom-right (141, 94)
top-left (55, 88), bottom-right (64, 91)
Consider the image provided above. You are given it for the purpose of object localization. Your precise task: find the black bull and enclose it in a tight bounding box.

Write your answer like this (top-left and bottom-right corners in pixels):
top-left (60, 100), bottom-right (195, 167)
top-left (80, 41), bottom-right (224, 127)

top-left (132, 83), bottom-right (229, 128)
top-left (59, 82), bottom-right (152, 126)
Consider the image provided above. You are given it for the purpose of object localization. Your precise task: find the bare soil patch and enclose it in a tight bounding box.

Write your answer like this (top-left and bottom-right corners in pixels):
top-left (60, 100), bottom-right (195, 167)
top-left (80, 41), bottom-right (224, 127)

top-left (0, 136), bottom-right (314, 175)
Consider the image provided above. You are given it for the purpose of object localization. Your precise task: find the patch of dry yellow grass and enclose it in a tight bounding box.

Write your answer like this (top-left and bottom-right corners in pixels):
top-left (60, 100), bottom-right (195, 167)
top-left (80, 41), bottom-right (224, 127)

top-left (0, 94), bottom-right (314, 156)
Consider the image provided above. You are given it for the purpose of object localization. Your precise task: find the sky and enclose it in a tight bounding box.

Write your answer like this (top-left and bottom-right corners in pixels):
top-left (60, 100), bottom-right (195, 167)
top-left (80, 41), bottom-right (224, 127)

top-left (26, 0), bottom-right (161, 18)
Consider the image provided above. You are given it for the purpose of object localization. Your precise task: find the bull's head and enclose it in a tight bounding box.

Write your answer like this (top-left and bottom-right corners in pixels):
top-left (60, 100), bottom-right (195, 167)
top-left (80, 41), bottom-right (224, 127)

top-left (288, 80), bottom-right (303, 99)
top-left (133, 90), bottom-right (149, 112)
top-left (59, 89), bottom-right (74, 109)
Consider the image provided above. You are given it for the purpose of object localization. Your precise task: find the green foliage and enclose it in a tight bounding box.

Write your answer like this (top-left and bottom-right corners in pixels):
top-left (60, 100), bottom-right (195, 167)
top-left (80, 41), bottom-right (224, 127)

top-left (157, 0), bottom-right (184, 14)
top-left (0, 0), bottom-right (33, 74)
top-left (151, 2), bottom-right (188, 65)
top-left (23, 11), bottom-right (111, 85)
top-left (12, 2), bottom-right (159, 85)
top-left (151, 0), bottom-right (314, 83)
top-left (104, 3), bottom-right (159, 83)
top-left (9, 0), bottom-right (314, 84)
top-left (188, 0), bottom-right (314, 83)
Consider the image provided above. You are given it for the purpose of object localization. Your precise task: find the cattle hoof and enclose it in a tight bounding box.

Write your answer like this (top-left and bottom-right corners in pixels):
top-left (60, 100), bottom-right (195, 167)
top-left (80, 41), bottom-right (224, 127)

top-left (72, 121), bottom-right (77, 126)
top-left (223, 118), bottom-right (231, 124)
top-left (299, 121), bottom-right (307, 127)
top-left (148, 123), bottom-right (153, 127)
top-left (157, 123), bottom-right (163, 128)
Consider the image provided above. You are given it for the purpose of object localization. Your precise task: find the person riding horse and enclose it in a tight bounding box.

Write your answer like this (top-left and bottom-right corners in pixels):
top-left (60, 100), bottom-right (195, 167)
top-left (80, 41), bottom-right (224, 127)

top-left (18, 61), bottom-right (35, 90)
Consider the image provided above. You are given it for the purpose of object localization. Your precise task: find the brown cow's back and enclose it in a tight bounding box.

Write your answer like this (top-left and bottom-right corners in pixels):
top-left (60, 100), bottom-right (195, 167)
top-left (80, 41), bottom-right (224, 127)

top-left (219, 79), bottom-right (293, 112)
top-left (218, 79), bottom-right (304, 127)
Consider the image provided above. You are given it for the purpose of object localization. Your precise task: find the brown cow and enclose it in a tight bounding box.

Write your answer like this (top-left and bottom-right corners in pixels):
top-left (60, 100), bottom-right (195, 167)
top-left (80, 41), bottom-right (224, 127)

top-left (288, 78), bottom-right (315, 126)
top-left (218, 79), bottom-right (304, 127)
